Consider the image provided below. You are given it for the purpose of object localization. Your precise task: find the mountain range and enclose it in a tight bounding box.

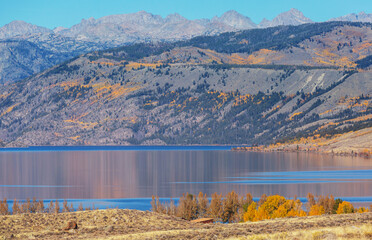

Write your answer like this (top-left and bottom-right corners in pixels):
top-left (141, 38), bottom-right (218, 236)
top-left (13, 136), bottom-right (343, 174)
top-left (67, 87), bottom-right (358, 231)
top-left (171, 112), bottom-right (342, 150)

top-left (0, 21), bottom-right (371, 147)
top-left (1, 9), bottom-right (371, 84)
top-left (330, 12), bottom-right (372, 23)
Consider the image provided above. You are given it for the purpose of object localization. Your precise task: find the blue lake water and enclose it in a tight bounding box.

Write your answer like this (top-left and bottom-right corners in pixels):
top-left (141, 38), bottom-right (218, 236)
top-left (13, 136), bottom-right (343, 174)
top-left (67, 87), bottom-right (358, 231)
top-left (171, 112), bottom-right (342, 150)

top-left (0, 147), bottom-right (372, 210)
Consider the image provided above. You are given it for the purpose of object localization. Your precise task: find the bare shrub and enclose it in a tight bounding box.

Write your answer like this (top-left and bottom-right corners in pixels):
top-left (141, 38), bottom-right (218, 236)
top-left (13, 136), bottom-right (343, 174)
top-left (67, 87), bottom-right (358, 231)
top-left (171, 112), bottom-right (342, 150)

top-left (48, 200), bottom-right (55, 213)
top-left (78, 203), bottom-right (84, 211)
top-left (222, 190), bottom-right (240, 223)
top-left (197, 192), bottom-right (208, 218)
top-left (177, 193), bottom-right (197, 220)
top-left (306, 193), bottom-right (316, 211)
top-left (151, 196), bottom-right (165, 214)
top-left (55, 200), bottom-right (60, 214)
top-left (258, 194), bottom-right (267, 206)
top-left (208, 193), bottom-right (223, 222)
top-left (12, 199), bottom-right (21, 214)
top-left (0, 198), bottom-right (9, 215)
top-left (21, 198), bottom-right (31, 213)
top-left (63, 200), bottom-right (70, 213)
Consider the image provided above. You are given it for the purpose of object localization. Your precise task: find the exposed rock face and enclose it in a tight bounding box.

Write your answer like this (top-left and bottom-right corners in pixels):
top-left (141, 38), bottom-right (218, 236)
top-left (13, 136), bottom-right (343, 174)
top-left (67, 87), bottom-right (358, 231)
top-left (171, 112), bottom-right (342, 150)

top-left (0, 20), bottom-right (51, 39)
top-left (329, 12), bottom-right (372, 23)
top-left (259, 8), bottom-right (313, 28)
top-left (63, 220), bottom-right (78, 230)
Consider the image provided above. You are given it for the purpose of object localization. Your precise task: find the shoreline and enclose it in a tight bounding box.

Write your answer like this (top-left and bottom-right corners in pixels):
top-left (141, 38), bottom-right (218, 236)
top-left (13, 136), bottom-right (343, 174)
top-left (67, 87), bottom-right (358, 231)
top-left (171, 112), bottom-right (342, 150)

top-left (232, 146), bottom-right (372, 158)
top-left (0, 145), bottom-right (240, 152)
top-left (233, 127), bottom-right (372, 158)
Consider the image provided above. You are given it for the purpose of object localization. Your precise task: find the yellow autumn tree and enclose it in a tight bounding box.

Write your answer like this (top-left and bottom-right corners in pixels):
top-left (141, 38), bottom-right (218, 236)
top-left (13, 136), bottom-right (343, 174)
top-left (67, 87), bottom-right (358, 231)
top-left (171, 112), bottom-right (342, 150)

top-left (309, 205), bottom-right (325, 216)
top-left (243, 202), bottom-right (257, 222)
top-left (336, 201), bottom-right (354, 214)
top-left (271, 204), bottom-right (288, 219)
top-left (254, 195), bottom-right (286, 221)
top-left (271, 199), bottom-right (305, 218)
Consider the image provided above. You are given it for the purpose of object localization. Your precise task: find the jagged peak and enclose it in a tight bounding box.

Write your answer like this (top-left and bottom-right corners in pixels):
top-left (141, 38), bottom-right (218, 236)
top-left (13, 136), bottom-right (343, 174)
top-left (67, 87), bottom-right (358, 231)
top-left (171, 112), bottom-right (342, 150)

top-left (0, 20), bottom-right (51, 38)
top-left (259, 8), bottom-right (312, 28)
top-left (95, 10), bottom-right (164, 25)
top-left (165, 13), bottom-right (188, 23)
top-left (213, 10), bottom-right (257, 29)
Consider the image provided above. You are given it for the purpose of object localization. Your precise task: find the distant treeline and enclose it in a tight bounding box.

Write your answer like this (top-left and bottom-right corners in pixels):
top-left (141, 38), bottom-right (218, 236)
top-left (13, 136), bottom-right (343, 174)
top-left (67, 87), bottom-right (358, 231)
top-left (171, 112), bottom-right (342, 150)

top-left (356, 55), bottom-right (372, 69)
top-left (151, 191), bottom-right (370, 223)
top-left (201, 63), bottom-right (338, 71)
top-left (0, 198), bottom-right (97, 215)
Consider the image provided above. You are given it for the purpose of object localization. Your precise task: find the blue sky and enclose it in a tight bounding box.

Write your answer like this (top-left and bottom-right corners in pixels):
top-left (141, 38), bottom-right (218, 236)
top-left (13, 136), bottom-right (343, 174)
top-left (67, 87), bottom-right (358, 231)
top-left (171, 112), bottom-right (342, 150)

top-left (1, 0), bottom-right (371, 29)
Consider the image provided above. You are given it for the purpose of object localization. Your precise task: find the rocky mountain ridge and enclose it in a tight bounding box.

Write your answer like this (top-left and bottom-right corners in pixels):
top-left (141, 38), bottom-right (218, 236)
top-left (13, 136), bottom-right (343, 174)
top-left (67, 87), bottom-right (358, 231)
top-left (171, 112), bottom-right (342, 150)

top-left (1, 9), bottom-right (371, 84)
top-left (330, 12), bottom-right (372, 23)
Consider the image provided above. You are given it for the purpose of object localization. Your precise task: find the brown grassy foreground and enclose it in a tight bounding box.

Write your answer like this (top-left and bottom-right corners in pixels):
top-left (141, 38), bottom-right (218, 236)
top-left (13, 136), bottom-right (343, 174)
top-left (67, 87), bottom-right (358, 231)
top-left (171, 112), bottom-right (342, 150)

top-left (0, 209), bottom-right (371, 239)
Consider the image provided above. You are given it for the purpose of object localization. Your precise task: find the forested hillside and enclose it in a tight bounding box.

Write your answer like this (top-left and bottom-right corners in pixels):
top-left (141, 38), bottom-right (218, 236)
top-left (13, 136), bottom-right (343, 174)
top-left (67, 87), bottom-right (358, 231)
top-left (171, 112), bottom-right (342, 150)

top-left (0, 22), bottom-right (371, 146)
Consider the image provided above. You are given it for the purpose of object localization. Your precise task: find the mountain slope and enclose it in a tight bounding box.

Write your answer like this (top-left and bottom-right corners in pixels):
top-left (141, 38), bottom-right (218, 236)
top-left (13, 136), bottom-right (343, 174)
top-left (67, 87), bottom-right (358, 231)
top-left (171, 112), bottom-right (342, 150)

top-left (0, 40), bottom-right (65, 84)
top-left (0, 22), bottom-right (371, 147)
top-left (0, 34), bottom-right (110, 83)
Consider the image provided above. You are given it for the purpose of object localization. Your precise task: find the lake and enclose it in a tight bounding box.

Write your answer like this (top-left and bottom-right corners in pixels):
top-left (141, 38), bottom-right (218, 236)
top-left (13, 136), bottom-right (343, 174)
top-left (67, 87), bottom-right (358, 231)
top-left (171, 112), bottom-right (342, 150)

top-left (0, 146), bottom-right (371, 210)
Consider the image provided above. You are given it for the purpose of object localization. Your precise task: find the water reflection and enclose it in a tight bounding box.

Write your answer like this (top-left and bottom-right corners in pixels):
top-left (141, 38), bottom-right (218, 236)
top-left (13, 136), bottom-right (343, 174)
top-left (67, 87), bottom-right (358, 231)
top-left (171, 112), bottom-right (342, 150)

top-left (0, 151), bottom-right (371, 202)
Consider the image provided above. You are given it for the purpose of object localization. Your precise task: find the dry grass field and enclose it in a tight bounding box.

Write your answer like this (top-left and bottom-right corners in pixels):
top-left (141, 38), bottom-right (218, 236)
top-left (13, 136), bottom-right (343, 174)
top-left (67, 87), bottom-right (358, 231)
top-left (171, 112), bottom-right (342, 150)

top-left (1, 209), bottom-right (371, 239)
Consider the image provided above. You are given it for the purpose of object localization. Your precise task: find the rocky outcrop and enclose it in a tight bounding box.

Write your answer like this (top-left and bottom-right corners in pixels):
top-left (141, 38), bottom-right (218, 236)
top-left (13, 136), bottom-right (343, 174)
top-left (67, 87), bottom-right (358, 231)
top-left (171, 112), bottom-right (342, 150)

top-left (63, 220), bottom-right (78, 230)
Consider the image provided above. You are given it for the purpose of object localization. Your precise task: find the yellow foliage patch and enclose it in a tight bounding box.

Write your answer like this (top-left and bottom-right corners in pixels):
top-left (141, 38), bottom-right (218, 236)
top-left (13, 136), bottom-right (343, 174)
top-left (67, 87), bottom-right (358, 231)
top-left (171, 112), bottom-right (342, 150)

top-left (233, 94), bottom-right (252, 106)
top-left (0, 103), bottom-right (20, 117)
top-left (125, 62), bottom-right (161, 71)
top-left (336, 201), bottom-right (354, 214)
top-left (312, 49), bottom-right (357, 68)
top-left (68, 136), bottom-right (81, 141)
top-left (309, 205), bottom-right (325, 216)
top-left (289, 112), bottom-right (303, 120)
top-left (91, 82), bottom-right (142, 102)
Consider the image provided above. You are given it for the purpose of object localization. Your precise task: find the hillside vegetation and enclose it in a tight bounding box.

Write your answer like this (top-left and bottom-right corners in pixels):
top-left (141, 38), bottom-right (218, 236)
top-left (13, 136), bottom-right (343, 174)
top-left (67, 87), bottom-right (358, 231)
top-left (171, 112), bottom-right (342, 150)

top-left (0, 22), bottom-right (371, 146)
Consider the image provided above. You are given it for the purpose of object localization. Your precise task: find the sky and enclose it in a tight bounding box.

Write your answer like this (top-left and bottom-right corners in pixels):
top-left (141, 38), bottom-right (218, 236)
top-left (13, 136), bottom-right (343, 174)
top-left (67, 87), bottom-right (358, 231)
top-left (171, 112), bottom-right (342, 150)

top-left (1, 0), bottom-right (371, 29)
